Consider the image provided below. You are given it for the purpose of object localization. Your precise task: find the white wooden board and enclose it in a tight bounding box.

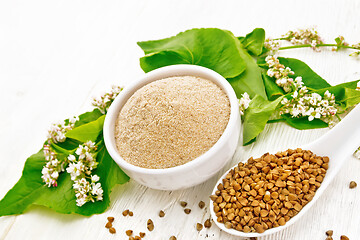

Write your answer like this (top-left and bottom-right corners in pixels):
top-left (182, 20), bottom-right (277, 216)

top-left (1, 0), bottom-right (360, 239)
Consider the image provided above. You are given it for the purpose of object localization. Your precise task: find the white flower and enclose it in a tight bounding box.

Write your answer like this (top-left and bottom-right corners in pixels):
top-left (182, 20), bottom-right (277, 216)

top-left (291, 107), bottom-right (301, 117)
top-left (356, 81), bottom-right (360, 91)
top-left (91, 182), bottom-right (103, 196)
top-left (68, 154), bottom-right (76, 162)
top-left (67, 141), bottom-right (102, 207)
top-left (238, 92), bottom-right (251, 115)
top-left (264, 38), bottom-right (280, 53)
top-left (47, 118), bottom-right (76, 144)
top-left (324, 90), bottom-right (332, 99)
top-left (73, 181), bottom-right (81, 190)
top-left (311, 40), bottom-right (317, 49)
top-left (267, 69), bottom-right (275, 77)
top-left (51, 171), bottom-right (59, 179)
top-left (92, 85), bottom-right (123, 114)
top-left (85, 141), bottom-right (96, 149)
top-left (76, 196), bottom-right (87, 207)
top-left (91, 175), bottom-right (100, 182)
top-left (292, 91), bottom-right (298, 98)
top-left (66, 162), bottom-right (84, 180)
top-left (282, 27), bottom-right (323, 51)
top-left (281, 98), bottom-right (289, 105)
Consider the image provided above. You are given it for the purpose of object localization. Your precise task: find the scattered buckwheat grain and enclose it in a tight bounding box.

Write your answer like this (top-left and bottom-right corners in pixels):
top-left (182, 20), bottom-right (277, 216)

top-left (198, 201), bottom-right (205, 209)
top-left (180, 201), bottom-right (188, 208)
top-left (159, 210), bottom-right (165, 217)
top-left (184, 208), bottom-right (191, 214)
top-left (349, 181), bottom-right (357, 189)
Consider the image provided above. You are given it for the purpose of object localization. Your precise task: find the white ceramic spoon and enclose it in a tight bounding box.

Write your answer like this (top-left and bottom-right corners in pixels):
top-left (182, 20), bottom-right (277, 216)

top-left (210, 104), bottom-right (360, 238)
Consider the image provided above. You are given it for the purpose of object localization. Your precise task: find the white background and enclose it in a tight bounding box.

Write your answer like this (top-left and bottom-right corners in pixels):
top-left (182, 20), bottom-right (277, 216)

top-left (0, 0), bottom-right (360, 239)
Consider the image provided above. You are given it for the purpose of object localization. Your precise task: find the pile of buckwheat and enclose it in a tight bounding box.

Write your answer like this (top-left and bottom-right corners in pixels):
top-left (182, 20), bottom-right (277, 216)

top-left (211, 148), bottom-right (329, 233)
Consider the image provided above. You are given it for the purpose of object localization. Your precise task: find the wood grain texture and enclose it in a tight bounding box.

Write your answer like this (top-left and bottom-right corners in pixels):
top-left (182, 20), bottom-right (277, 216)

top-left (0, 0), bottom-right (360, 239)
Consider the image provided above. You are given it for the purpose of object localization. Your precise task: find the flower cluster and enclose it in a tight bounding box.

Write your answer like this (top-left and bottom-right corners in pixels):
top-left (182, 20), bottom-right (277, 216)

top-left (66, 141), bottom-right (103, 207)
top-left (282, 27), bottom-right (323, 50)
top-left (336, 35), bottom-right (349, 47)
top-left (264, 38), bottom-right (280, 54)
top-left (41, 144), bottom-right (64, 187)
top-left (238, 92), bottom-right (251, 115)
top-left (265, 55), bottom-right (338, 123)
top-left (41, 116), bottom-right (78, 187)
top-left (92, 85), bottom-right (123, 114)
top-left (265, 56), bottom-right (303, 92)
top-left (47, 117), bottom-right (78, 143)
top-left (280, 88), bottom-right (337, 123)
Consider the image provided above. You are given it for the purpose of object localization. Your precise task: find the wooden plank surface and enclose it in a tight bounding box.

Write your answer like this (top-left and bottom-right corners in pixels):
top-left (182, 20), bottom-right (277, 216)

top-left (0, 0), bottom-right (360, 239)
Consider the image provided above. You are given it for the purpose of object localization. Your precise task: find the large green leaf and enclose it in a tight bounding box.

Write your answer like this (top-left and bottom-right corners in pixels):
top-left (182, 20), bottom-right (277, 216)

top-left (66, 115), bottom-right (105, 142)
top-left (242, 95), bottom-right (283, 145)
top-left (227, 43), bottom-right (267, 99)
top-left (0, 151), bottom-right (46, 216)
top-left (138, 28), bottom-right (246, 78)
top-left (239, 28), bottom-right (265, 56)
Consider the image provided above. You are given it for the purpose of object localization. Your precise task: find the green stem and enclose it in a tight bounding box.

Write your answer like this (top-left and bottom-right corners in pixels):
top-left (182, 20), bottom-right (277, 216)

top-left (272, 37), bottom-right (288, 41)
top-left (267, 119), bottom-right (286, 124)
top-left (279, 44), bottom-right (359, 51)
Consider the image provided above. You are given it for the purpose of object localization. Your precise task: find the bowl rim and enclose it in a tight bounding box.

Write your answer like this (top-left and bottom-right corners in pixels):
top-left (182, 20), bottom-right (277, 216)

top-left (103, 64), bottom-right (240, 175)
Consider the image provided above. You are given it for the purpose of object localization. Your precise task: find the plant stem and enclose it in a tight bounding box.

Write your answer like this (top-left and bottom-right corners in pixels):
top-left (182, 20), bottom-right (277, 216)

top-left (279, 44), bottom-right (359, 51)
top-left (267, 119), bottom-right (286, 124)
top-left (272, 37), bottom-right (288, 41)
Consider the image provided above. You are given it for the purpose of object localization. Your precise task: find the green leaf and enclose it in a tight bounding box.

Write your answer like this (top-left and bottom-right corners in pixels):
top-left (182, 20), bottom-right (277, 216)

top-left (242, 95), bottom-right (283, 145)
top-left (239, 28), bottom-right (265, 56)
top-left (33, 141), bottom-right (129, 215)
top-left (138, 28), bottom-right (246, 78)
top-left (340, 88), bottom-right (360, 109)
top-left (310, 80), bottom-right (360, 110)
top-left (281, 114), bottom-right (328, 130)
top-left (227, 43), bottom-right (267, 99)
top-left (277, 57), bottom-right (331, 90)
top-left (257, 57), bottom-right (332, 91)
top-left (66, 115), bottom-right (105, 143)
top-left (51, 138), bottom-right (81, 153)
top-left (0, 151), bottom-right (46, 216)
top-left (335, 37), bottom-right (341, 45)
top-left (261, 71), bottom-right (285, 100)
top-left (75, 109), bottom-right (103, 127)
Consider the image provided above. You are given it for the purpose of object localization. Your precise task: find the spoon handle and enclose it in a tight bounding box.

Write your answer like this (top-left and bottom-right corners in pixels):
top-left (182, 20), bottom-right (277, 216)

top-left (308, 104), bottom-right (360, 159)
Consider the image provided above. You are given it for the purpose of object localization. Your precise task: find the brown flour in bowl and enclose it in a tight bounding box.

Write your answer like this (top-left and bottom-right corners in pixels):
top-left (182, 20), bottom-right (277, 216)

top-left (114, 75), bottom-right (230, 169)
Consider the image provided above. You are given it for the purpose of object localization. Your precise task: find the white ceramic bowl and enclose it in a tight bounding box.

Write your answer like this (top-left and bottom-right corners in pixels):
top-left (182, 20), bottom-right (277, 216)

top-left (103, 64), bottom-right (240, 190)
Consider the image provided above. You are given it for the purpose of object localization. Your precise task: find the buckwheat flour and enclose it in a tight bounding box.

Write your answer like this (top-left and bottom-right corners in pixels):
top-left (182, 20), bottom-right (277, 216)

top-left (115, 75), bottom-right (230, 169)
